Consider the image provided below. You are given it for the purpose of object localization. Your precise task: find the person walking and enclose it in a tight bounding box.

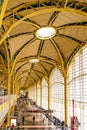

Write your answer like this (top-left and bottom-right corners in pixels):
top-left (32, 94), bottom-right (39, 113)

top-left (11, 123), bottom-right (15, 130)
top-left (33, 116), bottom-right (35, 125)
top-left (22, 116), bottom-right (25, 125)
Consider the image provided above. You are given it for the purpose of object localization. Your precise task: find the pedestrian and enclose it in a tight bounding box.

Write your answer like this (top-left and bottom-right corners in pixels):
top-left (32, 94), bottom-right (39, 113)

top-left (61, 121), bottom-right (65, 130)
top-left (33, 116), bottom-right (35, 125)
top-left (11, 123), bottom-right (15, 130)
top-left (22, 116), bottom-right (25, 125)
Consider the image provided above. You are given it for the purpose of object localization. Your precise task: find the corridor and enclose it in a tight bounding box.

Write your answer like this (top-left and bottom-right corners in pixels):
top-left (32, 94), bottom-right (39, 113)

top-left (9, 96), bottom-right (59, 130)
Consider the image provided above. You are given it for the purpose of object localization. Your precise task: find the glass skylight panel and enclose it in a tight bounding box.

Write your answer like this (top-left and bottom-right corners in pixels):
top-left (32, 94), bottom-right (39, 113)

top-left (36, 26), bottom-right (56, 40)
top-left (29, 58), bottom-right (39, 63)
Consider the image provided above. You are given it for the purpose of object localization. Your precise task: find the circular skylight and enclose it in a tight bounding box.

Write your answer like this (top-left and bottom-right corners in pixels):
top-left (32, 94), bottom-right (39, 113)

top-left (29, 58), bottom-right (39, 63)
top-left (36, 26), bottom-right (56, 40)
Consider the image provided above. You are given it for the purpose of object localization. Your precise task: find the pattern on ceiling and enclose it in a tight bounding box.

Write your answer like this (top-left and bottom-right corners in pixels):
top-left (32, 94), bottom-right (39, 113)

top-left (0, 0), bottom-right (87, 91)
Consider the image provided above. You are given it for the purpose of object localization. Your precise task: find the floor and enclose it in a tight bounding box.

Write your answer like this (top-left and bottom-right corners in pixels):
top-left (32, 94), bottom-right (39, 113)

top-left (1, 97), bottom-right (61, 130)
top-left (14, 98), bottom-right (57, 130)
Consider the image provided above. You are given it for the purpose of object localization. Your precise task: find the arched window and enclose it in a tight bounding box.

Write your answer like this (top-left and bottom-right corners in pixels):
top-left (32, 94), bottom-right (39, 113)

top-left (42, 77), bottom-right (48, 109)
top-left (50, 68), bottom-right (64, 120)
top-left (68, 46), bottom-right (87, 130)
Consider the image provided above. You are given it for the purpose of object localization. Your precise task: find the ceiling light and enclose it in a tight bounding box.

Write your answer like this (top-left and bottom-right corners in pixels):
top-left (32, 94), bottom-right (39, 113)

top-left (29, 58), bottom-right (39, 63)
top-left (36, 26), bottom-right (56, 40)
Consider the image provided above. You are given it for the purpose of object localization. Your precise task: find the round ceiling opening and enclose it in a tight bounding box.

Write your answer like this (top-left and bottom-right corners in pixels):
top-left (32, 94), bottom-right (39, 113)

top-left (36, 26), bottom-right (56, 40)
top-left (29, 58), bottom-right (39, 63)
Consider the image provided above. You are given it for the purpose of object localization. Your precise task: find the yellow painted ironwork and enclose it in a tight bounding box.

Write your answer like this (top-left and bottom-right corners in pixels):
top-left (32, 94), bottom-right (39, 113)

top-left (12, 76), bottom-right (15, 112)
top-left (0, 0), bottom-right (9, 28)
top-left (4, 40), bottom-right (11, 126)
top-left (67, 39), bottom-right (87, 68)
top-left (10, 38), bottom-right (37, 78)
top-left (50, 38), bottom-right (65, 70)
top-left (40, 81), bottom-right (42, 107)
top-left (15, 82), bottom-right (20, 96)
top-left (0, 1), bottom-right (87, 126)
top-left (64, 0), bottom-right (68, 7)
top-left (0, 54), bottom-right (7, 74)
top-left (7, 75), bottom-right (11, 126)
top-left (48, 78), bottom-right (50, 110)
top-left (64, 67), bottom-right (68, 125)
top-left (36, 85), bottom-right (38, 104)
top-left (1, 7), bottom-right (87, 46)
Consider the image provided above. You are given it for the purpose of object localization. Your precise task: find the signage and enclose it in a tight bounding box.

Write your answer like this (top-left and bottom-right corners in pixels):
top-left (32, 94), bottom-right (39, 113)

top-left (10, 116), bottom-right (17, 126)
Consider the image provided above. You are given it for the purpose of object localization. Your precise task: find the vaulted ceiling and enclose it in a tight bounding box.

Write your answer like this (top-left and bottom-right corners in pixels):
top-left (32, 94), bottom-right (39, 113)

top-left (0, 0), bottom-right (87, 91)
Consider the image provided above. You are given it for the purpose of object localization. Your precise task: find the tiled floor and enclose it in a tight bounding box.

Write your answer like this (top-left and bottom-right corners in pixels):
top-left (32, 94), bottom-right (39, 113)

top-left (15, 99), bottom-right (57, 130)
top-left (1, 98), bottom-right (58, 130)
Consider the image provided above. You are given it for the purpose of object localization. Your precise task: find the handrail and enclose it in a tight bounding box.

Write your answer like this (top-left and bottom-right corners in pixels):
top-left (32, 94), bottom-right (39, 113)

top-left (28, 98), bottom-right (68, 129)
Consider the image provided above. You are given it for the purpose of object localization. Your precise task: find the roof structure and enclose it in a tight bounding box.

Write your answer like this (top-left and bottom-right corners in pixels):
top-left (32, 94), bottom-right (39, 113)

top-left (0, 0), bottom-right (87, 91)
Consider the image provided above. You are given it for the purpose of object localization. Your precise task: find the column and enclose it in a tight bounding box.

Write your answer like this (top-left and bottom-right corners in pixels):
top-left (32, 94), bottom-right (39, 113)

top-left (36, 84), bottom-right (38, 104)
top-left (48, 78), bottom-right (50, 110)
top-left (64, 67), bottom-right (68, 125)
top-left (40, 81), bottom-right (42, 107)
